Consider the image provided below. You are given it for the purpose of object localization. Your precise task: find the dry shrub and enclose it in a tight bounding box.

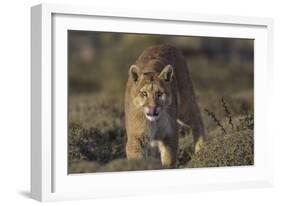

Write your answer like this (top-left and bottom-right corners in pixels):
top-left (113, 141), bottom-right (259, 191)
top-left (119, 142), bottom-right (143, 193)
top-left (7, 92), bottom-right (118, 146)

top-left (68, 93), bottom-right (254, 173)
top-left (188, 114), bottom-right (254, 168)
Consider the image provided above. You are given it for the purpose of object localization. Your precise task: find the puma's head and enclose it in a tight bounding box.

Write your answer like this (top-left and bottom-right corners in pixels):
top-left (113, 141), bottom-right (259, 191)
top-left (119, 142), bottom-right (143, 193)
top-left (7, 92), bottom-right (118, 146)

top-left (129, 64), bottom-right (174, 121)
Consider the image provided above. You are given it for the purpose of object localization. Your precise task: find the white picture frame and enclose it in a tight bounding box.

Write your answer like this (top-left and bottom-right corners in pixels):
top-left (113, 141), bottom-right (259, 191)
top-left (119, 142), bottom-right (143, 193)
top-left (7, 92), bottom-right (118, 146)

top-left (31, 3), bottom-right (274, 202)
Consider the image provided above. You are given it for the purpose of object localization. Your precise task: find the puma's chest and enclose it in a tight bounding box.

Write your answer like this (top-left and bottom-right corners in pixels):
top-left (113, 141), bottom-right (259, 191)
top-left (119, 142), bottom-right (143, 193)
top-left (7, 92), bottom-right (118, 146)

top-left (146, 117), bottom-right (174, 140)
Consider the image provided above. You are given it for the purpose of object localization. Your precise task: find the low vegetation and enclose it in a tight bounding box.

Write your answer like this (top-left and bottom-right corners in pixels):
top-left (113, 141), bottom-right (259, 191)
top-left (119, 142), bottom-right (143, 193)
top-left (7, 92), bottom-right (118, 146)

top-left (68, 94), bottom-right (254, 173)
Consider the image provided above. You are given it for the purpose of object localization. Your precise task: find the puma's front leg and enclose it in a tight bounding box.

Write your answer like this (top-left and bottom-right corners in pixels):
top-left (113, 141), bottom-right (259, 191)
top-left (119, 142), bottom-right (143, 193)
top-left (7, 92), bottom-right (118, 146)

top-left (126, 136), bottom-right (147, 160)
top-left (158, 140), bottom-right (177, 168)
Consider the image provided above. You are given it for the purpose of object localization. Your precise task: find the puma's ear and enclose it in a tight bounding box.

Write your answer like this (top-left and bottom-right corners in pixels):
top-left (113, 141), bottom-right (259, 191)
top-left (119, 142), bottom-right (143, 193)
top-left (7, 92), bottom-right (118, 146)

top-left (159, 64), bottom-right (174, 82)
top-left (129, 65), bottom-right (140, 82)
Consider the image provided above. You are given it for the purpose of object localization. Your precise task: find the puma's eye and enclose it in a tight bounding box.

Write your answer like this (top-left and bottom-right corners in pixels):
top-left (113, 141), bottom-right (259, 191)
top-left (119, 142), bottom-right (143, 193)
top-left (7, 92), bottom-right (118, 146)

top-left (156, 92), bottom-right (163, 97)
top-left (141, 91), bottom-right (148, 97)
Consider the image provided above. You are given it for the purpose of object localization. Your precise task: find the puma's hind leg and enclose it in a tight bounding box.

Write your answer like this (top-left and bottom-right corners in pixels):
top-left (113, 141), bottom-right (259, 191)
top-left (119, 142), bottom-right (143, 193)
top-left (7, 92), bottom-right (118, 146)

top-left (178, 111), bottom-right (206, 154)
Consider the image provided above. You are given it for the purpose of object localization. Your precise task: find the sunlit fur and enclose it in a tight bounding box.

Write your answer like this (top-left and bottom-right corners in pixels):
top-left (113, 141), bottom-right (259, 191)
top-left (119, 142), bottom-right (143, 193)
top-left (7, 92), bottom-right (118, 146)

top-left (132, 73), bottom-right (172, 121)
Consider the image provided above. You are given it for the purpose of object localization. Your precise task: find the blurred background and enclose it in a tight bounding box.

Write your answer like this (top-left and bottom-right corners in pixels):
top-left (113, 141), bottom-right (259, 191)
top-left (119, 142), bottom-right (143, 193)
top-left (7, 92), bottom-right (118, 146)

top-left (68, 31), bottom-right (253, 96)
top-left (68, 31), bottom-right (254, 173)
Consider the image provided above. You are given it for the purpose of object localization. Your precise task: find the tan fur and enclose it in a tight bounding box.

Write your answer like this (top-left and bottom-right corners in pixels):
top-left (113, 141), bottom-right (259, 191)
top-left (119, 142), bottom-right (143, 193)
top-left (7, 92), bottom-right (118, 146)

top-left (124, 44), bottom-right (206, 168)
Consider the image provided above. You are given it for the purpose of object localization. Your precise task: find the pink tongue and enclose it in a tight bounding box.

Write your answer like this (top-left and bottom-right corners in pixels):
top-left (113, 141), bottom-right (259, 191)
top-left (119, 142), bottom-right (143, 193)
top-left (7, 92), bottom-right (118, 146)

top-left (149, 107), bottom-right (157, 115)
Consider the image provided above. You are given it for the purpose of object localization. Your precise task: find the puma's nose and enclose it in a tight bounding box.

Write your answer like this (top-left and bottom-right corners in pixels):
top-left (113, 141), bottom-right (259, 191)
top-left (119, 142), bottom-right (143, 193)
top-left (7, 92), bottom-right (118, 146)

top-left (147, 106), bottom-right (160, 116)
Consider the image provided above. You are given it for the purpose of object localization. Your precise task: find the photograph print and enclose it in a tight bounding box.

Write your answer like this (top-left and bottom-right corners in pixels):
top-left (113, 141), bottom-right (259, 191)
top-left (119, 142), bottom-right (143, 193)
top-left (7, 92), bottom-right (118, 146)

top-left (68, 31), bottom-right (254, 174)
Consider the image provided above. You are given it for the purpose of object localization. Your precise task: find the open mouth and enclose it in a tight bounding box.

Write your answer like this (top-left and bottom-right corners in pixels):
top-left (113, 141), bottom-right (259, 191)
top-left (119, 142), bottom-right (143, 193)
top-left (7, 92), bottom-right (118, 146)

top-left (145, 113), bottom-right (159, 121)
top-left (146, 111), bottom-right (159, 117)
top-left (145, 106), bottom-right (160, 121)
